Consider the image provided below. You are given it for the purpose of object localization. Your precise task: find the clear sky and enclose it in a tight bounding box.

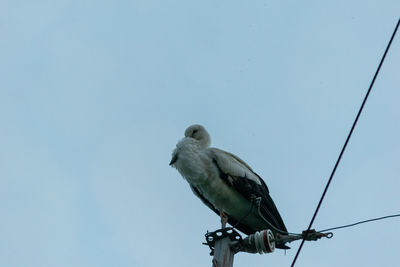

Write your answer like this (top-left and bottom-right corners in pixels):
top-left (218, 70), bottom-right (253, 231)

top-left (1, 1), bottom-right (399, 267)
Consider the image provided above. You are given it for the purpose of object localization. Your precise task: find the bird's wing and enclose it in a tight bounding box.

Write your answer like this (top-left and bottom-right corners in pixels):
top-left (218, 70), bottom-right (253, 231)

top-left (209, 148), bottom-right (288, 234)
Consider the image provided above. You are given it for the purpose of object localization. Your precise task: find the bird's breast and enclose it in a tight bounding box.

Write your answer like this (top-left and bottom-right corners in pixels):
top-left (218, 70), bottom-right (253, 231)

top-left (174, 146), bottom-right (210, 185)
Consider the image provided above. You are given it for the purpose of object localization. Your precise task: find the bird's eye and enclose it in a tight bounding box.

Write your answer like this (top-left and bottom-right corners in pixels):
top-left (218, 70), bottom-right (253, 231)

top-left (192, 129), bottom-right (198, 136)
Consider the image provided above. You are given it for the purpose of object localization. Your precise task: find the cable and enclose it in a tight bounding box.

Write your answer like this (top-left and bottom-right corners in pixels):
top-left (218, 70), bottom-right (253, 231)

top-left (320, 214), bottom-right (400, 232)
top-left (291, 18), bottom-right (400, 267)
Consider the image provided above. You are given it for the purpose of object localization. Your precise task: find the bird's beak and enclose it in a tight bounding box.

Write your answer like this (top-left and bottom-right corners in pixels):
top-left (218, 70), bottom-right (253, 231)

top-left (169, 155), bottom-right (178, 166)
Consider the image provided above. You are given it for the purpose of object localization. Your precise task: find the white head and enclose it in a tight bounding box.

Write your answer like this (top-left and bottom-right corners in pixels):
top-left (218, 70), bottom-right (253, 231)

top-left (184, 124), bottom-right (211, 148)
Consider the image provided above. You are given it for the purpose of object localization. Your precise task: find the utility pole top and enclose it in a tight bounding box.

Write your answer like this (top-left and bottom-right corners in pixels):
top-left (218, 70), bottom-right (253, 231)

top-left (212, 236), bottom-right (234, 267)
top-left (204, 227), bottom-right (332, 267)
top-left (204, 227), bottom-right (276, 267)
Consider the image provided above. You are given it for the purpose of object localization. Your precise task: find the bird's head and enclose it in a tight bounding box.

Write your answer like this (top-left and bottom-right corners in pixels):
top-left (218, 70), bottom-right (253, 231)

top-left (184, 124), bottom-right (211, 148)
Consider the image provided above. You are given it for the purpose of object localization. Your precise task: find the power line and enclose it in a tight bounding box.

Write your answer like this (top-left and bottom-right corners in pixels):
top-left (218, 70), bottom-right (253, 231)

top-left (291, 18), bottom-right (400, 267)
top-left (320, 214), bottom-right (400, 233)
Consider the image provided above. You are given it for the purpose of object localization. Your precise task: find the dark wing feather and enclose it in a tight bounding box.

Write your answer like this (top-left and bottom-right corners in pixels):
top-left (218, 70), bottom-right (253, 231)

top-left (212, 158), bottom-right (287, 234)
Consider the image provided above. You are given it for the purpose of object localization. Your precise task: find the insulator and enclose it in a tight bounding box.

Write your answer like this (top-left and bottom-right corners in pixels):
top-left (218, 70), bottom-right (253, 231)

top-left (253, 229), bottom-right (275, 254)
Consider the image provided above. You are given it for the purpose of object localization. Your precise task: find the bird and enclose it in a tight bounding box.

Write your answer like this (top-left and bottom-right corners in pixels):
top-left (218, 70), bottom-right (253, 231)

top-left (170, 124), bottom-right (289, 249)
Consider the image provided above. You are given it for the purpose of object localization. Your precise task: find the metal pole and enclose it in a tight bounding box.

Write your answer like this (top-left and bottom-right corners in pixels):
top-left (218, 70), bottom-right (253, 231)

top-left (212, 236), bottom-right (234, 267)
top-left (212, 218), bottom-right (234, 267)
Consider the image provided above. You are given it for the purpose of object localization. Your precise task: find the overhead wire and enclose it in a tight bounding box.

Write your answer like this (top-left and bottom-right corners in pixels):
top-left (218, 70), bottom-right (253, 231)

top-left (320, 214), bottom-right (400, 233)
top-left (291, 18), bottom-right (400, 267)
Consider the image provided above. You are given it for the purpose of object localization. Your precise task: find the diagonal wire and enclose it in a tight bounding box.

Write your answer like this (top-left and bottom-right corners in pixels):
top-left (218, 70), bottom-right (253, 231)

top-left (291, 18), bottom-right (400, 267)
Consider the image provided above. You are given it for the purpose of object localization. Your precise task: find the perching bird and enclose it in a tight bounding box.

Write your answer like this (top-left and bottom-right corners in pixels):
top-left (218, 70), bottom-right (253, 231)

top-left (170, 124), bottom-right (289, 249)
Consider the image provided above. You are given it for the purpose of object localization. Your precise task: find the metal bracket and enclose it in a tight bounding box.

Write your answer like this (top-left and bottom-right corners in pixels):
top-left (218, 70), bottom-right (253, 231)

top-left (203, 227), bottom-right (242, 256)
top-left (204, 227), bottom-right (333, 256)
top-left (302, 229), bottom-right (333, 241)
top-left (275, 229), bottom-right (333, 245)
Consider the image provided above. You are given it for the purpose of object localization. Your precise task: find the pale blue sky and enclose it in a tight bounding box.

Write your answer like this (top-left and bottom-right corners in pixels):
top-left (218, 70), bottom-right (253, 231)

top-left (1, 1), bottom-right (399, 266)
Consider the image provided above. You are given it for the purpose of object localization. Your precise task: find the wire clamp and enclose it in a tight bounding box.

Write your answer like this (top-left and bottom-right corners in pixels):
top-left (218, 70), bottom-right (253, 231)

top-left (203, 227), bottom-right (243, 256)
top-left (275, 230), bottom-right (333, 245)
top-left (302, 229), bottom-right (333, 241)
